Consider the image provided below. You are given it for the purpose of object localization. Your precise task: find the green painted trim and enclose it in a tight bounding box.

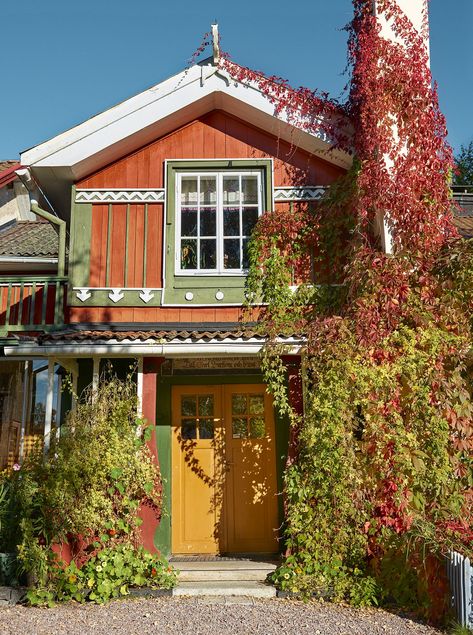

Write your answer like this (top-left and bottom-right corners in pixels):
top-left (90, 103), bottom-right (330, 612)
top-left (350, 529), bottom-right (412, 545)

top-left (153, 372), bottom-right (288, 556)
top-left (105, 204), bottom-right (112, 287)
top-left (69, 201), bottom-right (92, 290)
top-left (68, 289), bottom-right (163, 307)
top-left (143, 204), bottom-right (148, 287)
top-left (124, 204), bottom-right (130, 285)
top-left (0, 276), bottom-right (67, 283)
top-left (164, 159), bottom-right (273, 306)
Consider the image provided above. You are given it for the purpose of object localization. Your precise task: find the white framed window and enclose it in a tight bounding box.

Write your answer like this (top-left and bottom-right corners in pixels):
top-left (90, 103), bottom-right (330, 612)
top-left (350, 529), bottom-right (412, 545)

top-left (176, 171), bottom-right (263, 275)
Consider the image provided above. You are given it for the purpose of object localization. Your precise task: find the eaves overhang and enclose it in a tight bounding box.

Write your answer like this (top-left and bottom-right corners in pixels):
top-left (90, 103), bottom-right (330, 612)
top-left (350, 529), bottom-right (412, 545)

top-left (20, 59), bottom-right (352, 216)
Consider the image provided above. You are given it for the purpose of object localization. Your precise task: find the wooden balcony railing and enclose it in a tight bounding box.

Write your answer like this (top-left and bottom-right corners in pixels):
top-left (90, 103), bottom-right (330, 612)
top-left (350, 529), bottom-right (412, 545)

top-left (0, 276), bottom-right (67, 334)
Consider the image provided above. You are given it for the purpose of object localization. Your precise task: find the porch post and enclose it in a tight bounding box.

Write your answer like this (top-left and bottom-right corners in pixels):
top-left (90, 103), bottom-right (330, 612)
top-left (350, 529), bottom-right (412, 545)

top-left (72, 370), bottom-right (78, 411)
top-left (92, 357), bottom-right (100, 400)
top-left (18, 360), bottom-right (30, 463)
top-left (137, 357), bottom-right (144, 418)
top-left (139, 357), bottom-right (165, 552)
top-left (43, 359), bottom-right (55, 454)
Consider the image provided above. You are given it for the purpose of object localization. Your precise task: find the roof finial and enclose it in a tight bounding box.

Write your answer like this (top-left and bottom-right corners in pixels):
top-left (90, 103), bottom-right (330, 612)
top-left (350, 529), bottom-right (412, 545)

top-left (211, 23), bottom-right (220, 64)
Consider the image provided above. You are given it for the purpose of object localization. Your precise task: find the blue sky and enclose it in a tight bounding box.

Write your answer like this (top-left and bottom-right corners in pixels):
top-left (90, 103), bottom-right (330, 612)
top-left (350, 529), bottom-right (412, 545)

top-left (1, 0), bottom-right (472, 160)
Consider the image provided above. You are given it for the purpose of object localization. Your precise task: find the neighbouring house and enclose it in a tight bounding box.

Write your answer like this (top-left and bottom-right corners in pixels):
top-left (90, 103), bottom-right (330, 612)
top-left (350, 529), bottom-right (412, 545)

top-left (0, 5), bottom-right (437, 557)
top-left (0, 161), bottom-right (37, 227)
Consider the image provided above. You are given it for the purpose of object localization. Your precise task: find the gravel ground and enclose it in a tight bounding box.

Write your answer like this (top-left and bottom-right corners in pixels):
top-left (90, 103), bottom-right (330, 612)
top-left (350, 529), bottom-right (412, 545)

top-left (0, 597), bottom-right (445, 635)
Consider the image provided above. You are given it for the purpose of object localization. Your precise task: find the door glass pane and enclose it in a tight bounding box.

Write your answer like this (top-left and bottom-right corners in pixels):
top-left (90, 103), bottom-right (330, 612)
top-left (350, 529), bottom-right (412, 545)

top-left (181, 396), bottom-right (197, 417)
top-left (232, 394), bottom-right (247, 415)
top-left (200, 177), bottom-right (217, 205)
top-left (181, 240), bottom-right (197, 269)
top-left (181, 419), bottom-right (197, 440)
top-left (232, 417), bottom-right (248, 439)
top-left (200, 208), bottom-right (216, 236)
top-left (242, 176), bottom-right (258, 204)
top-left (181, 208), bottom-right (198, 236)
top-left (249, 394), bottom-right (264, 415)
top-left (223, 208), bottom-right (240, 236)
top-left (181, 177), bottom-right (198, 204)
top-left (249, 416), bottom-right (265, 439)
top-left (200, 240), bottom-right (217, 269)
top-left (198, 394), bottom-right (214, 416)
top-left (223, 177), bottom-right (240, 204)
top-left (242, 208), bottom-right (259, 236)
top-left (199, 418), bottom-right (214, 439)
top-left (224, 239), bottom-right (241, 269)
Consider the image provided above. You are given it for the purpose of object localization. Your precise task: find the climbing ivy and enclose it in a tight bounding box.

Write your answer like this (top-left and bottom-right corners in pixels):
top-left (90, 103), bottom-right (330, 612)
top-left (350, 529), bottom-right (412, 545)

top-left (186, 1), bottom-right (473, 616)
top-left (223, 0), bottom-right (473, 616)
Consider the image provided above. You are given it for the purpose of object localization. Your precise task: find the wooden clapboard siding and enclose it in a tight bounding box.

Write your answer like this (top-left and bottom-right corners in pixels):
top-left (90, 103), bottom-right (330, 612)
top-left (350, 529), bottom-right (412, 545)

top-left (77, 111), bottom-right (343, 189)
top-left (68, 306), bottom-right (247, 324)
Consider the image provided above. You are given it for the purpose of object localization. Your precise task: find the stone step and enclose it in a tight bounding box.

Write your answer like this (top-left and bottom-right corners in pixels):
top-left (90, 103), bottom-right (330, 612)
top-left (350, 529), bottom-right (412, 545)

top-left (173, 560), bottom-right (277, 583)
top-left (173, 580), bottom-right (277, 598)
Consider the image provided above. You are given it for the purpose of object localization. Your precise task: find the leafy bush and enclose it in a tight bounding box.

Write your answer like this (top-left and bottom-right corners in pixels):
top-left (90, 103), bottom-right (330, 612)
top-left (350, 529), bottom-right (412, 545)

top-left (0, 377), bottom-right (175, 603)
top-left (27, 545), bottom-right (176, 606)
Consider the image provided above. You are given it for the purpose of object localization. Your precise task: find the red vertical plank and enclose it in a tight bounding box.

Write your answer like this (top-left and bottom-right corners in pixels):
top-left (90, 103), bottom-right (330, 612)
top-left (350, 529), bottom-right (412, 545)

top-left (109, 204), bottom-right (127, 287)
top-left (145, 204), bottom-right (163, 288)
top-left (134, 204), bottom-right (145, 288)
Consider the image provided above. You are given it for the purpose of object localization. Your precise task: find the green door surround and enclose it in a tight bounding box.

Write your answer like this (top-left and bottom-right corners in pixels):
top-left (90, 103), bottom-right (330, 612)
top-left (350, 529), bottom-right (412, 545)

top-left (154, 371), bottom-right (289, 556)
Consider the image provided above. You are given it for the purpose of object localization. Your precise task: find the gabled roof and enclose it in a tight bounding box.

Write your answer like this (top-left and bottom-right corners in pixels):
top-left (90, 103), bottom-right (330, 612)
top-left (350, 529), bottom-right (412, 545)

top-left (20, 57), bottom-right (351, 215)
top-left (0, 220), bottom-right (58, 258)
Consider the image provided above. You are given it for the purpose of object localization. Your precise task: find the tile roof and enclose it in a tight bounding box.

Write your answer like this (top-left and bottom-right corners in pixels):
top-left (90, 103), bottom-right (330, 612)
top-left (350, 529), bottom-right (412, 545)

top-left (0, 220), bottom-right (58, 258)
top-left (0, 160), bottom-right (18, 173)
top-left (453, 191), bottom-right (473, 239)
top-left (40, 329), bottom-right (266, 343)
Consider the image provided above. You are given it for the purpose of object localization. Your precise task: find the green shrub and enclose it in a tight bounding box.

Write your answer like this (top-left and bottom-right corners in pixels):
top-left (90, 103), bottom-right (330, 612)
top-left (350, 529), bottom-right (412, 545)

top-left (0, 376), bottom-right (175, 603)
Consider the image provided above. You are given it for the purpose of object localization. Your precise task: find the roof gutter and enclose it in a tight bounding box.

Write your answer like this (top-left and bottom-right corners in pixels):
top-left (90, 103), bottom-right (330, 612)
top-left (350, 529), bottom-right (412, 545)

top-left (30, 201), bottom-right (66, 276)
top-left (2, 339), bottom-right (303, 358)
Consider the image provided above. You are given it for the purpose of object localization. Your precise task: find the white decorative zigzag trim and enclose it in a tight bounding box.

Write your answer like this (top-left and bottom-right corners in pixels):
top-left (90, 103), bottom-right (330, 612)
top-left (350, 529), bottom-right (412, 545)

top-left (274, 186), bottom-right (326, 201)
top-left (75, 189), bottom-right (165, 203)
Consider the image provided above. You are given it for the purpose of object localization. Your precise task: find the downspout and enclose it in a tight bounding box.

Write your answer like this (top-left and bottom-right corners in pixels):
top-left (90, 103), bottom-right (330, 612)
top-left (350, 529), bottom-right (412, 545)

top-left (30, 200), bottom-right (66, 277)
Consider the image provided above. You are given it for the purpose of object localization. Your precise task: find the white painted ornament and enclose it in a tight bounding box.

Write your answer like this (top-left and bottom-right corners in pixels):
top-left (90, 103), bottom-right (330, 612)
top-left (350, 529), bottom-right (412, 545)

top-left (139, 289), bottom-right (154, 303)
top-left (109, 288), bottom-right (124, 303)
top-left (76, 288), bottom-right (92, 302)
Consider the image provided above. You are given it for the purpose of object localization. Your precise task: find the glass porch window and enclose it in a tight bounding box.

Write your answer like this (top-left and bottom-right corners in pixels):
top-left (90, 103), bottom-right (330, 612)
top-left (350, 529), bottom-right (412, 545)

top-left (177, 172), bottom-right (262, 274)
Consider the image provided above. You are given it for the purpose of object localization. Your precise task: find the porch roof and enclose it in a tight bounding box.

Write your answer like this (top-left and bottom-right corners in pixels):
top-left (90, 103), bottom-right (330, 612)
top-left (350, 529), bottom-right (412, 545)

top-left (0, 220), bottom-right (59, 258)
top-left (38, 327), bottom-right (266, 343)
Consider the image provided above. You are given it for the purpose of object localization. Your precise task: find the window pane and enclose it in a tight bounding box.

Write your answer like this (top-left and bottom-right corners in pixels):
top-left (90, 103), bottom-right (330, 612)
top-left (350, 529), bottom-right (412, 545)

top-left (198, 394), bottom-right (214, 416)
top-left (249, 394), bottom-right (264, 415)
top-left (223, 208), bottom-right (240, 237)
top-left (242, 207), bottom-right (259, 236)
top-left (199, 419), bottom-right (214, 439)
top-left (181, 395), bottom-right (197, 416)
top-left (181, 208), bottom-right (198, 236)
top-left (249, 417), bottom-right (265, 439)
top-left (181, 419), bottom-right (197, 440)
top-left (181, 239), bottom-right (197, 269)
top-left (200, 240), bottom-right (217, 269)
top-left (200, 208), bottom-right (216, 236)
top-left (223, 177), bottom-right (240, 204)
top-left (224, 239), bottom-right (241, 269)
top-left (232, 394), bottom-right (247, 415)
top-left (232, 417), bottom-right (248, 439)
top-left (200, 177), bottom-right (217, 205)
top-left (181, 177), bottom-right (198, 204)
top-left (242, 176), bottom-right (258, 204)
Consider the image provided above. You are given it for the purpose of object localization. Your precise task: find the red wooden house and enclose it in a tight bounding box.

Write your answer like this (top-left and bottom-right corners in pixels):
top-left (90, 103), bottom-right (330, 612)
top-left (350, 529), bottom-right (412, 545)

top-left (0, 27), bottom-right (385, 557)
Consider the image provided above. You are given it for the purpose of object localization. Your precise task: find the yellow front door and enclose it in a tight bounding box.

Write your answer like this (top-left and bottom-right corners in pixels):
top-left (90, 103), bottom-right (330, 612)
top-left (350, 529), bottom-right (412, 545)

top-left (171, 384), bottom-right (278, 555)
